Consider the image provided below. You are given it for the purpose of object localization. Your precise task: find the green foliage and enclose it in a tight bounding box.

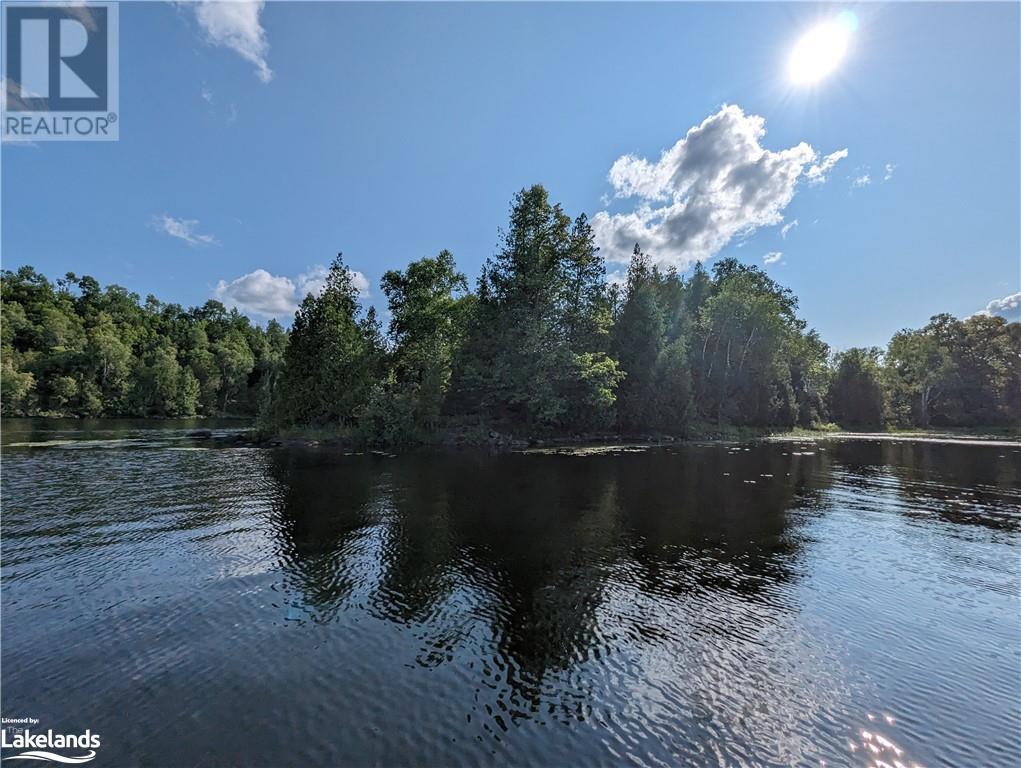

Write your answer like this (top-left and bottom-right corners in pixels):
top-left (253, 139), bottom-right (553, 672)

top-left (212, 330), bottom-right (256, 413)
top-left (883, 313), bottom-right (1019, 427)
top-left (378, 250), bottom-right (471, 439)
top-left (561, 351), bottom-right (625, 431)
top-left (788, 330), bottom-right (830, 428)
top-left (254, 319), bottom-right (288, 413)
top-left (692, 259), bottom-right (811, 428)
top-left (885, 328), bottom-right (953, 427)
top-left (5, 187), bottom-right (1016, 441)
top-left (612, 246), bottom-right (667, 431)
top-left (131, 340), bottom-right (183, 417)
top-left (449, 186), bottom-right (620, 433)
top-left (1, 266), bottom-right (283, 418)
top-left (655, 337), bottom-right (693, 432)
top-left (272, 254), bottom-right (382, 427)
top-left (609, 251), bottom-right (826, 435)
top-left (355, 373), bottom-right (423, 446)
top-left (1, 355), bottom-right (35, 415)
top-left (828, 347), bottom-right (885, 428)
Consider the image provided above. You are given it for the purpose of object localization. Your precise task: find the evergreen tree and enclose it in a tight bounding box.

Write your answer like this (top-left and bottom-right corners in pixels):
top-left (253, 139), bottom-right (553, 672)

top-left (3, 186), bottom-right (1017, 437)
top-left (274, 254), bottom-right (382, 427)
top-left (655, 337), bottom-right (693, 432)
top-left (611, 245), bottom-right (666, 431)
top-left (451, 185), bottom-right (621, 433)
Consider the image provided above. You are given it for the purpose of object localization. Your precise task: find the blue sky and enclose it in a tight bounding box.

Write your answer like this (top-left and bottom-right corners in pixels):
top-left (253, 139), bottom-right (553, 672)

top-left (3, 1), bottom-right (1019, 349)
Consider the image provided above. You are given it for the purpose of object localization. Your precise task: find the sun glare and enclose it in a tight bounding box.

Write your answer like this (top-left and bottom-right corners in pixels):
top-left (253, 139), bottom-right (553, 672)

top-left (788, 12), bottom-right (858, 85)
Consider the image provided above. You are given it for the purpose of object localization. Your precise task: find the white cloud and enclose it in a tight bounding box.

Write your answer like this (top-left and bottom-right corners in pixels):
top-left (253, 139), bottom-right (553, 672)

top-left (606, 271), bottom-right (628, 290)
top-left (214, 265), bottom-right (370, 320)
top-left (214, 269), bottom-right (296, 318)
top-left (780, 219), bottom-right (799, 239)
top-left (151, 214), bottom-right (218, 246)
top-left (293, 264), bottom-right (369, 299)
top-left (763, 251), bottom-right (783, 265)
top-left (805, 149), bottom-right (849, 185)
top-left (852, 173), bottom-right (872, 188)
top-left (201, 85), bottom-right (214, 103)
top-left (351, 271), bottom-right (371, 297)
top-left (294, 265), bottom-right (329, 298)
top-left (883, 163), bottom-right (896, 182)
top-left (191, 1), bottom-right (272, 83)
top-left (592, 105), bottom-right (847, 269)
top-left (977, 291), bottom-right (1021, 321)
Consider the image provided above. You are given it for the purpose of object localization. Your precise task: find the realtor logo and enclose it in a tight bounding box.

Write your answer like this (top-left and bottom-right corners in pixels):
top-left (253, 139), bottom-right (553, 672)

top-left (2, 2), bottom-right (118, 140)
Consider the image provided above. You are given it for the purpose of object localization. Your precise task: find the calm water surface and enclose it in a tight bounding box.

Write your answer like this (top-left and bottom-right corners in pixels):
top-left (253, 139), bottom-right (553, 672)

top-left (2, 420), bottom-right (1019, 767)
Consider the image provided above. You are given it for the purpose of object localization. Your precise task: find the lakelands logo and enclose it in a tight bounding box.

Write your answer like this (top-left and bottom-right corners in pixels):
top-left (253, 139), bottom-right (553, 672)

top-left (1, 720), bottom-right (100, 764)
top-left (1, 1), bottom-right (119, 141)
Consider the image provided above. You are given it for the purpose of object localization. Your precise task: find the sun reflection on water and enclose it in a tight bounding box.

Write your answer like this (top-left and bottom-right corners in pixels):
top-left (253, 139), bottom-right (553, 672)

top-left (848, 713), bottom-right (924, 768)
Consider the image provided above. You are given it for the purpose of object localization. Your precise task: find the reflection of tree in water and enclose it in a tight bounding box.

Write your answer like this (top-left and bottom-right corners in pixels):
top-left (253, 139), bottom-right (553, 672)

top-left (266, 449), bottom-right (383, 621)
top-left (829, 440), bottom-right (1020, 532)
top-left (339, 452), bottom-right (622, 711)
top-left (438, 454), bottom-right (622, 705)
top-left (265, 445), bottom-right (833, 711)
top-left (617, 444), bottom-right (831, 597)
top-left (368, 456), bottom-right (460, 626)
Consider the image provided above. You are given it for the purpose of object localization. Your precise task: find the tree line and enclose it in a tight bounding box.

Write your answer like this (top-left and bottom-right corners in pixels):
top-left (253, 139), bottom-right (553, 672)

top-left (3, 185), bottom-right (1019, 438)
top-left (2, 268), bottom-right (286, 418)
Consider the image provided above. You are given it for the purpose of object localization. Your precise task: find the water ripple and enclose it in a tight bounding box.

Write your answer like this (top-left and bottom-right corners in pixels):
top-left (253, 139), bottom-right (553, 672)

top-left (2, 433), bottom-right (1018, 766)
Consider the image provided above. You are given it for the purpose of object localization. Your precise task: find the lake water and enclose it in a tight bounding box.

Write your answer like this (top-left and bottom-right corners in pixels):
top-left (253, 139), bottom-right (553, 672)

top-left (2, 420), bottom-right (1019, 767)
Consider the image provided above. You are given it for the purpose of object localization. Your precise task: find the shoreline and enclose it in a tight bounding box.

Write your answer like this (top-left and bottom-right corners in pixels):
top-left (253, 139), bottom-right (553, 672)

top-left (253, 424), bottom-right (1021, 452)
top-left (2, 417), bottom-right (1017, 452)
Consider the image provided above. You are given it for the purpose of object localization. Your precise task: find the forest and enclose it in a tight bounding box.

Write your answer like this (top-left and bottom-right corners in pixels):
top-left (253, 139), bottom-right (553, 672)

top-left (2, 185), bottom-right (1019, 441)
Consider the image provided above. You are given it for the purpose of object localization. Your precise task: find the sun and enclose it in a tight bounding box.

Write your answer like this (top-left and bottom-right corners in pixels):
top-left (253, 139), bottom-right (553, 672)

top-left (788, 12), bottom-right (858, 85)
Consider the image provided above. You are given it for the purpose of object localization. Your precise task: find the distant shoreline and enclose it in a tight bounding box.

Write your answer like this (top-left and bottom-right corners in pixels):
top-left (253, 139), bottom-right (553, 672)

top-left (765, 430), bottom-right (1021, 448)
top-left (252, 424), bottom-right (1021, 452)
top-left (2, 418), bottom-right (1016, 453)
